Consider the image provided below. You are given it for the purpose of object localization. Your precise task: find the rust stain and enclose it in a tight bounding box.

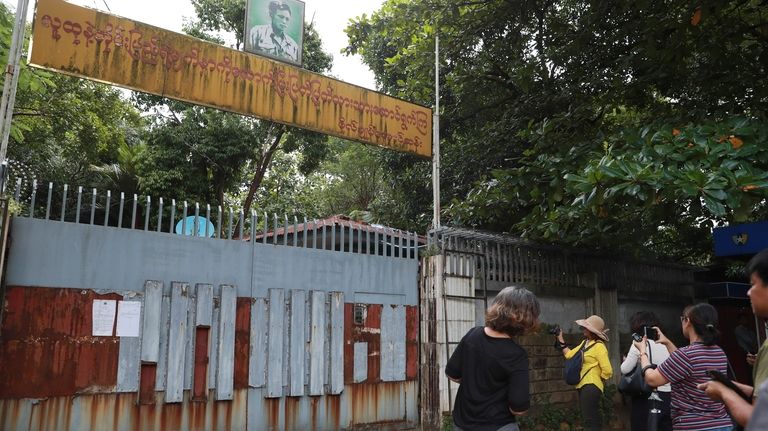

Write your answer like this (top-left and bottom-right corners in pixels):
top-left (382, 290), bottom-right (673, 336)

top-left (284, 396), bottom-right (299, 431)
top-left (0, 287), bottom-right (121, 398)
top-left (326, 394), bottom-right (341, 430)
top-left (349, 381), bottom-right (409, 427)
top-left (192, 327), bottom-right (210, 401)
top-left (344, 303), bottom-right (383, 383)
top-left (233, 298), bottom-right (251, 388)
top-left (266, 397), bottom-right (280, 431)
top-left (364, 305), bottom-right (382, 382)
top-left (344, 303), bottom-right (354, 384)
top-left (189, 399), bottom-right (206, 430)
top-left (139, 364), bottom-right (157, 405)
top-left (310, 397), bottom-right (319, 431)
top-left (405, 305), bottom-right (419, 380)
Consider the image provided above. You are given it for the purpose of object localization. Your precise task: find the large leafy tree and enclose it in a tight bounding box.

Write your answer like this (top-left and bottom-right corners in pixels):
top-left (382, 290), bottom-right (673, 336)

top-left (346, 0), bottom-right (768, 262)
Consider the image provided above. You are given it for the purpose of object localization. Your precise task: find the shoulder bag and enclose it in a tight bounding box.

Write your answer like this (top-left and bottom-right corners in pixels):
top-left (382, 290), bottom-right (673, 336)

top-left (618, 341), bottom-right (653, 396)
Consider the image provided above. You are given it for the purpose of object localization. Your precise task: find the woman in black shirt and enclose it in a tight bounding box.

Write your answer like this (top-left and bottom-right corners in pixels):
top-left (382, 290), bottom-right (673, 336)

top-left (445, 286), bottom-right (541, 431)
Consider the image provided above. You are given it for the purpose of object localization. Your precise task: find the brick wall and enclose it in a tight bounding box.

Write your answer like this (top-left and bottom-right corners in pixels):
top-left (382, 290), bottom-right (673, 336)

top-left (517, 333), bottom-right (582, 405)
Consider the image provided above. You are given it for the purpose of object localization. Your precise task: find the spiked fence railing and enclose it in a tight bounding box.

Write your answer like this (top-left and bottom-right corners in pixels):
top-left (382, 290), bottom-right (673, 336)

top-left (11, 178), bottom-right (422, 259)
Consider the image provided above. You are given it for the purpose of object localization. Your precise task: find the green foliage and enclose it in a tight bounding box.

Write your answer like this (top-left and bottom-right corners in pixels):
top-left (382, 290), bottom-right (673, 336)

top-left (517, 385), bottom-right (616, 430)
top-left (345, 0), bottom-right (768, 262)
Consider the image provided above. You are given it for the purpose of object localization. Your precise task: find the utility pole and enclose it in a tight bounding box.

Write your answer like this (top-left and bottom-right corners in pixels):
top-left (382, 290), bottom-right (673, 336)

top-left (431, 33), bottom-right (440, 231)
top-left (0, 0), bottom-right (32, 195)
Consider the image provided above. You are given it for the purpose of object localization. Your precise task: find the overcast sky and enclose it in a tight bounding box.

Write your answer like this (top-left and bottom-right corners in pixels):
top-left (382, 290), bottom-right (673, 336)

top-left (3, 0), bottom-right (383, 89)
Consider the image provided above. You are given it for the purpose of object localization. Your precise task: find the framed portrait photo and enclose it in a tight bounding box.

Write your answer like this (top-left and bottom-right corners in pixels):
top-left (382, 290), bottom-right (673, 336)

top-left (244, 0), bottom-right (305, 67)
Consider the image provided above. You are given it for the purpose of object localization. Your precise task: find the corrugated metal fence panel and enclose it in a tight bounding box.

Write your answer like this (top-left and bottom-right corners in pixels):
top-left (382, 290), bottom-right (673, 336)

top-left (329, 291), bottom-right (345, 395)
top-left (140, 281), bottom-right (163, 363)
top-left (289, 290), bottom-right (306, 396)
top-left (216, 285), bottom-right (237, 400)
top-left (249, 298), bottom-right (268, 388)
top-left (155, 292), bottom-right (171, 391)
top-left (266, 288), bottom-right (285, 398)
top-left (308, 291), bottom-right (326, 396)
top-left (353, 342), bottom-right (368, 383)
top-left (0, 287), bottom-right (122, 398)
top-left (381, 305), bottom-right (407, 382)
top-left (116, 295), bottom-right (142, 393)
top-left (196, 284), bottom-right (213, 327)
top-left (184, 292), bottom-right (197, 391)
top-left (166, 282), bottom-right (189, 403)
top-left (208, 291), bottom-right (221, 390)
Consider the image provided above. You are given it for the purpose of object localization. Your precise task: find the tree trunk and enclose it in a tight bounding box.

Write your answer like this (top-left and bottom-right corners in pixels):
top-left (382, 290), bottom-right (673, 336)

top-left (233, 129), bottom-right (284, 236)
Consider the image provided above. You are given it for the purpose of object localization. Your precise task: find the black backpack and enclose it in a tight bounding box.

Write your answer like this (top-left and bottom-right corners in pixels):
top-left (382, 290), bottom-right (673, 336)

top-left (564, 341), bottom-right (598, 385)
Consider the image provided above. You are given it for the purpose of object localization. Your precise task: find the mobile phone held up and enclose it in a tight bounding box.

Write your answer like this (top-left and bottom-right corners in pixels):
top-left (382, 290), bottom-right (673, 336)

top-left (632, 332), bottom-right (643, 343)
top-left (643, 326), bottom-right (658, 341)
top-left (707, 370), bottom-right (752, 403)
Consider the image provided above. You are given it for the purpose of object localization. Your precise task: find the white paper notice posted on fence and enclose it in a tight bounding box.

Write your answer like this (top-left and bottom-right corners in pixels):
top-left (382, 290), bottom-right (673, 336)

top-left (92, 299), bottom-right (117, 336)
top-left (116, 301), bottom-right (142, 337)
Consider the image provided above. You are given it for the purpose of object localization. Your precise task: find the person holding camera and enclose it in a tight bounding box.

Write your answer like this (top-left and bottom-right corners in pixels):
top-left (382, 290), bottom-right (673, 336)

top-left (698, 249), bottom-right (768, 430)
top-left (620, 311), bottom-right (672, 431)
top-left (554, 315), bottom-right (613, 431)
top-left (445, 286), bottom-right (541, 431)
top-left (635, 303), bottom-right (732, 430)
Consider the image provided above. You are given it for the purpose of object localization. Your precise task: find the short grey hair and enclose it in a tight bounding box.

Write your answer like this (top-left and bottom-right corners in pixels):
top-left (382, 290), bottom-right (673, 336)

top-left (485, 286), bottom-right (541, 337)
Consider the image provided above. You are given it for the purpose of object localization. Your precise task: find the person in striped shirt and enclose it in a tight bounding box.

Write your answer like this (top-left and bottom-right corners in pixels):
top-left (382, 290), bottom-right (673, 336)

top-left (698, 249), bottom-right (768, 429)
top-left (635, 303), bottom-right (733, 431)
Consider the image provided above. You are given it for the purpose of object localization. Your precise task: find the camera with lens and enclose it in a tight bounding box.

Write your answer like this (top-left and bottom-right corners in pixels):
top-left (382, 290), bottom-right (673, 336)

top-left (548, 324), bottom-right (561, 335)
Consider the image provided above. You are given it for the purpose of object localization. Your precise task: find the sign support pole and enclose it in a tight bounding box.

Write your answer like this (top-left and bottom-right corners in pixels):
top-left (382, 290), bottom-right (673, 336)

top-left (0, 0), bottom-right (31, 195)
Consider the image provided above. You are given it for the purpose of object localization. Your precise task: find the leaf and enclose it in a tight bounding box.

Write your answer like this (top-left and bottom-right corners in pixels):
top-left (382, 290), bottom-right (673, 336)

top-left (691, 7), bottom-right (702, 26)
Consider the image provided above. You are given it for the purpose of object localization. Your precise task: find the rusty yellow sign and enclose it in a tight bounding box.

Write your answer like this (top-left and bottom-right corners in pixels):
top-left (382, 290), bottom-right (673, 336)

top-left (29, 0), bottom-right (432, 157)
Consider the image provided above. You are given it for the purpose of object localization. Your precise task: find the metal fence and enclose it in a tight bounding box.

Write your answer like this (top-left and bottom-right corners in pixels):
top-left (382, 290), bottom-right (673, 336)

top-left (10, 178), bottom-right (421, 259)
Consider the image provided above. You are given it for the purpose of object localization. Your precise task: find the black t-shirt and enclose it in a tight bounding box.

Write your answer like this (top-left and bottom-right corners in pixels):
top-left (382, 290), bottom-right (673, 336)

top-left (445, 326), bottom-right (530, 431)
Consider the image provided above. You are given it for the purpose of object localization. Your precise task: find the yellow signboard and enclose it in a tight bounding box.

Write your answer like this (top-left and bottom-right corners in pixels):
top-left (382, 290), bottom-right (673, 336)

top-left (28, 0), bottom-right (432, 157)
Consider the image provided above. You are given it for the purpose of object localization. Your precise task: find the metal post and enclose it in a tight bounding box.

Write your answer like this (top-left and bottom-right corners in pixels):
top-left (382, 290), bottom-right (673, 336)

top-left (432, 32), bottom-right (441, 230)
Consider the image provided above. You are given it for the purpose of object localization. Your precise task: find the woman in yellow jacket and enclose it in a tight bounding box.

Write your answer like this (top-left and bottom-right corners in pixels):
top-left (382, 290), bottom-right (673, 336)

top-left (555, 315), bottom-right (614, 431)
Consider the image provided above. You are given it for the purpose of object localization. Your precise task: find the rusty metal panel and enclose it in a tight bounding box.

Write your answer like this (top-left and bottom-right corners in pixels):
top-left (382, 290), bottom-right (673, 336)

top-left (234, 297), bottom-right (251, 388)
top-left (166, 282), bottom-right (189, 402)
top-left (329, 291), bottom-right (344, 394)
top-left (308, 291), bottom-right (325, 395)
top-left (353, 342), bottom-right (368, 383)
top-left (216, 284), bottom-right (237, 400)
top-left (249, 297), bottom-right (268, 388)
top-left (192, 327), bottom-right (210, 401)
top-left (140, 280), bottom-right (163, 363)
top-left (405, 305), bottom-right (419, 380)
top-left (0, 287), bottom-right (121, 398)
top-left (266, 288), bottom-right (284, 398)
top-left (155, 292), bottom-right (171, 391)
top-left (116, 296), bottom-right (142, 393)
top-left (29, 0), bottom-right (432, 158)
top-left (196, 283), bottom-right (213, 327)
top-left (289, 290), bottom-right (306, 396)
top-left (381, 304), bottom-right (406, 382)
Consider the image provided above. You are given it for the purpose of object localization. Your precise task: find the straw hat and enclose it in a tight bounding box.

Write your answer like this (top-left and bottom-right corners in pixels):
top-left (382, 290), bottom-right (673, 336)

top-left (575, 315), bottom-right (609, 342)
